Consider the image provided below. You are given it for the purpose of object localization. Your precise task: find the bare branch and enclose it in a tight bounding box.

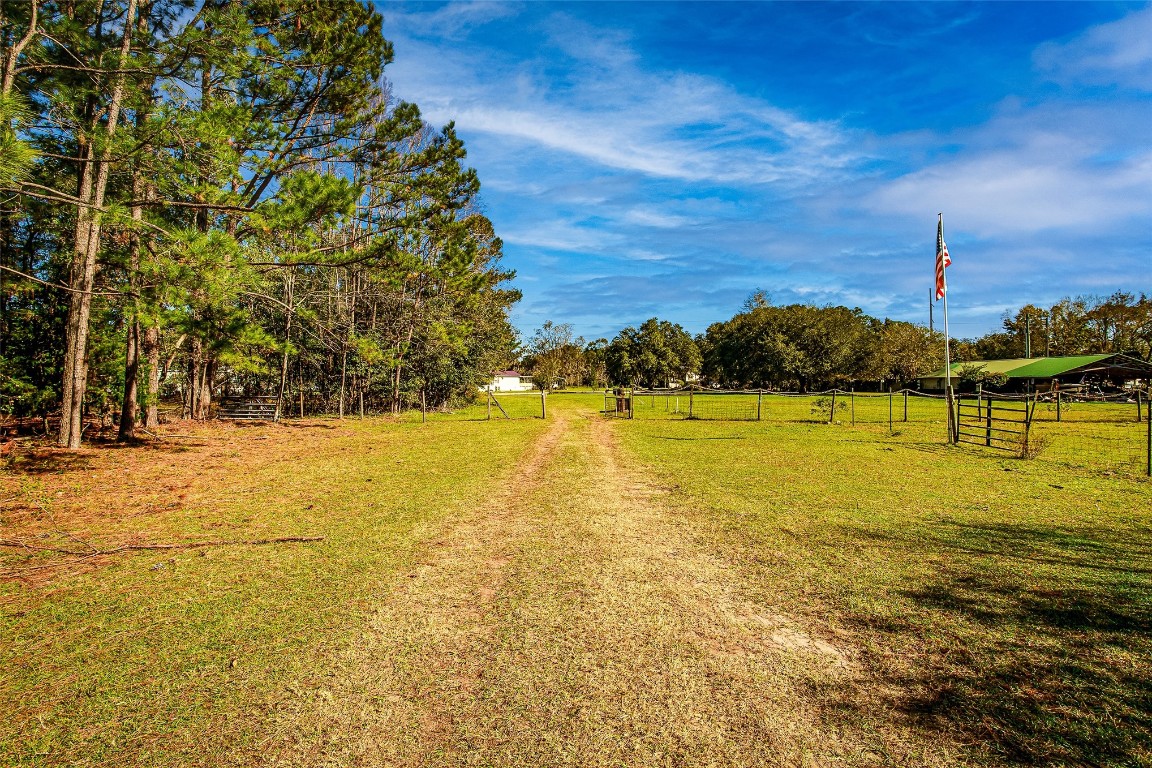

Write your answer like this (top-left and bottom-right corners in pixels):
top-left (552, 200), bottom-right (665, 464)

top-left (0, 264), bottom-right (139, 297)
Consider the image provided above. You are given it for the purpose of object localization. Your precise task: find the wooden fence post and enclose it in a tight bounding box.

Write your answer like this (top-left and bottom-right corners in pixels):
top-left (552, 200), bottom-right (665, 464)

top-left (421, 389), bottom-right (426, 424)
top-left (689, 385), bottom-right (694, 420)
top-left (889, 388), bottom-right (893, 432)
top-left (829, 391), bottom-right (836, 424)
top-left (985, 394), bottom-right (993, 447)
top-left (541, 388), bottom-right (547, 419)
top-left (1056, 389), bottom-right (1062, 422)
top-left (903, 390), bottom-right (908, 422)
top-left (757, 389), bottom-right (763, 421)
top-left (1146, 393), bottom-right (1151, 476)
top-left (946, 386), bottom-right (956, 444)
top-left (487, 389), bottom-right (492, 421)
top-left (850, 388), bottom-right (855, 426)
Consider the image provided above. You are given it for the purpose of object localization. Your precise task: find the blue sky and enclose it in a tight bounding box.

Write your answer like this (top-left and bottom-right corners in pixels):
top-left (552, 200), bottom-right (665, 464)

top-left (378, 1), bottom-right (1152, 342)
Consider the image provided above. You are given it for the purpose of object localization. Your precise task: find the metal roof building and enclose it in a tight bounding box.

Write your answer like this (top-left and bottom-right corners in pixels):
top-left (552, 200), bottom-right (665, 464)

top-left (919, 354), bottom-right (1152, 392)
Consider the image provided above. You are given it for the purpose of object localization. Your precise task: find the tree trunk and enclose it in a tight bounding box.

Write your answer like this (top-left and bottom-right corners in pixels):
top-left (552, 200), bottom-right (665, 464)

top-left (118, 91), bottom-right (152, 441)
top-left (188, 337), bottom-right (203, 419)
top-left (0, 1), bottom-right (38, 97)
top-left (59, 0), bottom-right (139, 448)
top-left (276, 272), bottom-right (294, 421)
top-left (143, 324), bottom-right (160, 429)
top-left (199, 357), bottom-right (215, 418)
top-left (339, 347), bottom-right (347, 419)
top-left (118, 321), bottom-right (140, 439)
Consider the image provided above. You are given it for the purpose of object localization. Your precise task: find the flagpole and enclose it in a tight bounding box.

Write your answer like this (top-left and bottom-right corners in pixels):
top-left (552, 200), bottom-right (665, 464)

top-left (940, 213), bottom-right (954, 442)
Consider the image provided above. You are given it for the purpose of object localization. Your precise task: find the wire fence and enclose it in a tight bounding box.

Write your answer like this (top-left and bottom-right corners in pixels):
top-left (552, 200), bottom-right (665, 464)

top-left (971, 391), bottom-right (1151, 479)
top-left (618, 387), bottom-right (947, 427)
top-left (606, 386), bottom-right (1152, 480)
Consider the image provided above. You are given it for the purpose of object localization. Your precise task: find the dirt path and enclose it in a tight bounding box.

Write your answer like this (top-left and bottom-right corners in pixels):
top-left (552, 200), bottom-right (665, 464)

top-left (257, 406), bottom-right (942, 767)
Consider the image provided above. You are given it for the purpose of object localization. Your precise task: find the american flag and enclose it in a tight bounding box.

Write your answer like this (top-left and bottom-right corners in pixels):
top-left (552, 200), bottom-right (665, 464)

top-left (935, 216), bottom-right (951, 300)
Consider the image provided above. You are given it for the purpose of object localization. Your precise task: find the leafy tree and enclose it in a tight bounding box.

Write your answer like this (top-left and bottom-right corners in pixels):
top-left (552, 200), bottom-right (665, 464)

top-left (582, 338), bottom-right (609, 389)
top-left (606, 318), bottom-right (700, 388)
top-left (702, 304), bottom-right (872, 391)
top-left (871, 320), bottom-right (941, 388)
top-left (0, 0), bottom-right (520, 441)
top-left (526, 321), bottom-right (584, 390)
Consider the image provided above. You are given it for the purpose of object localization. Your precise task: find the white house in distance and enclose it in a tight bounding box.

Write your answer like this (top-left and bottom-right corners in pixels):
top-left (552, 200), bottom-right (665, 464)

top-left (484, 370), bottom-right (534, 392)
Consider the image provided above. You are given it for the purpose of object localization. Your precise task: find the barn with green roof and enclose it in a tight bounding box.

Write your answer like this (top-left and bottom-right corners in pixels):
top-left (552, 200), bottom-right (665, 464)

top-left (919, 354), bottom-right (1152, 393)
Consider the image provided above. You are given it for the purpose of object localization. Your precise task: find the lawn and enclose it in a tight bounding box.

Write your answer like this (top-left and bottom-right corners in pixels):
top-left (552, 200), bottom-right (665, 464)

top-left (0, 416), bottom-right (548, 765)
top-left (615, 415), bottom-right (1152, 765)
top-left (2, 397), bottom-right (1149, 766)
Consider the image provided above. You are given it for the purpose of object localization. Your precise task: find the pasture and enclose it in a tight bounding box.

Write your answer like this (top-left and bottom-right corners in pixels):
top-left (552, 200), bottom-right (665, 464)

top-left (2, 393), bottom-right (1149, 766)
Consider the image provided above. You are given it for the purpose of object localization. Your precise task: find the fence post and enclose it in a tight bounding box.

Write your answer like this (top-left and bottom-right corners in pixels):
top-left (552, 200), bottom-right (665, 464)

top-left (829, 391), bottom-right (836, 424)
top-left (487, 389), bottom-right (492, 421)
top-left (850, 388), bottom-right (855, 426)
top-left (1023, 398), bottom-right (1032, 458)
top-left (889, 388), bottom-right (893, 432)
top-left (421, 389), bottom-right (426, 424)
top-left (629, 388), bottom-right (634, 420)
top-left (757, 389), bottom-right (762, 421)
top-left (985, 394), bottom-right (992, 447)
top-left (689, 385), bottom-right (694, 420)
top-left (1146, 392), bottom-right (1151, 476)
top-left (976, 382), bottom-right (982, 421)
top-left (1056, 389), bottom-right (1061, 422)
top-left (903, 390), bottom-right (908, 422)
top-left (1137, 389), bottom-right (1142, 423)
top-left (946, 386), bottom-right (956, 443)
top-left (541, 388), bottom-right (547, 420)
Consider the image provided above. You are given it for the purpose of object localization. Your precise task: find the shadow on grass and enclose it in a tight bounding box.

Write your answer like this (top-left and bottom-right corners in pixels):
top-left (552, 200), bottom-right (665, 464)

top-left (4, 440), bottom-right (202, 475)
top-left (4, 450), bottom-right (95, 475)
top-left (837, 521), bottom-right (1152, 765)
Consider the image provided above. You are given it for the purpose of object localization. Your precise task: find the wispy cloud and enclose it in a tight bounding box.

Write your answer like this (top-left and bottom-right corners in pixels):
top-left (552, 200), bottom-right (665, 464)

top-left (1034, 6), bottom-right (1152, 90)
top-left (866, 102), bottom-right (1152, 237)
top-left (381, 1), bottom-right (522, 41)
top-left (387, 13), bottom-right (861, 187)
top-left (383, 3), bottom-right (1152, 340)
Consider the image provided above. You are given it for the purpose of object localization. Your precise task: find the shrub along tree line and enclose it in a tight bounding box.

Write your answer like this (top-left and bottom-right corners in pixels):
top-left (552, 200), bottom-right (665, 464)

top-left (0, 1), bottom-right (520, 445)
top-left (527, 292), bottom-right (1152, 392)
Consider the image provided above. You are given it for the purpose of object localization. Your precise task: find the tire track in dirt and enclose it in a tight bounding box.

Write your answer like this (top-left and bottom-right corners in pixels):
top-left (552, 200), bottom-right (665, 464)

top-left (256, 413), bottom-right (572, 767)
top-left (256, 406), bottom-right (960, 767)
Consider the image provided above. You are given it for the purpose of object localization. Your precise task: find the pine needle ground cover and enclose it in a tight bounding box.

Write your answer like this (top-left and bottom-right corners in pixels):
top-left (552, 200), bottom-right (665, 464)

top-left (616, 416), bottom-right (1152, 765)
top-left (1, 416), bottom-right (547, 765)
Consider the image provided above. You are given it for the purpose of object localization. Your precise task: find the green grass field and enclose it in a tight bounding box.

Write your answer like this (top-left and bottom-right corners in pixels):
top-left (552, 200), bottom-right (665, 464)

top-left (2, 395), bottom-right (1149, 766)
top-left (613, 414), bottom-right (1152, 765)
top-left (1, 417), bottom-right (549, 764)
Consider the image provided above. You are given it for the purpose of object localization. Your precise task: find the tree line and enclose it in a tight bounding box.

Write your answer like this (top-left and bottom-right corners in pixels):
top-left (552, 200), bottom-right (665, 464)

top-left (524, 291), bottom-right (1152, 392)
top-left (0, 0), bottom-right (519, 446)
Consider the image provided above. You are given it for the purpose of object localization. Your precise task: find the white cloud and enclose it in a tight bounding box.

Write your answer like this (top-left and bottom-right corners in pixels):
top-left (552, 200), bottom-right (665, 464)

top-left (866, 106), bottom-right (1152, 237)
top-left (500, 220), bottom-right (618, 253)
top-left (386, 12), bottom-right (861, 187)
top-left (619, 208), bottom-right (697, 229)
top-left (382, 2), bottom-right (521, 41)
top-left (1034, 6), bottom-right (1152, 90)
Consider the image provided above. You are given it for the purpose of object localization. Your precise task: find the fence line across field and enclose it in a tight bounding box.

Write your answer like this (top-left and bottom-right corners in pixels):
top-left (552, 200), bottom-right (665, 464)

top-left (485, 389), bottom-right (547, 420)
top-left (603, 385), bottom-right (1151, 478)
top-left (957, 389), bottom-right (1151, 477)
top-left (613, 386), bottom-right (948, 427)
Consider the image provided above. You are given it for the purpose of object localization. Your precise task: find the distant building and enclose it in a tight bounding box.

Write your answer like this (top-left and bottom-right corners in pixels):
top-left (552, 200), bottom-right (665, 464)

top-left (484, 370), bottom-right (534, 392)
top-left (919, 354), bottom-right (1152, 393)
